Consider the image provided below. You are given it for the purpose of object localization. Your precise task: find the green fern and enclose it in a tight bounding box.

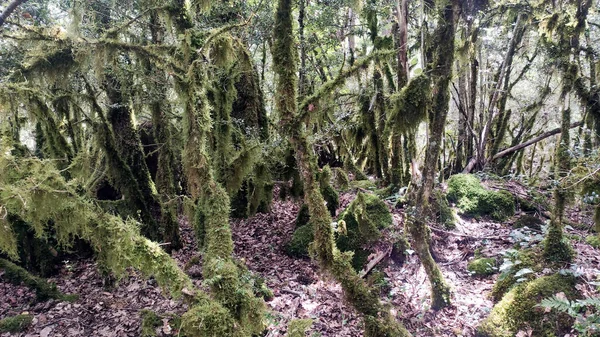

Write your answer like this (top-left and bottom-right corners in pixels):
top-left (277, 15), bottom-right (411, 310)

top-left (539, 294), bottom-right (600, 336)
top-left (538, 294), bottom-right (576, 315)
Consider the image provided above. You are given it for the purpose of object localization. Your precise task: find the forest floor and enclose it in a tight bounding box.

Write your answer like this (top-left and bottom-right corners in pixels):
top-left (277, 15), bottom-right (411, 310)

top-left (2, 184), bottom-right (600, 337)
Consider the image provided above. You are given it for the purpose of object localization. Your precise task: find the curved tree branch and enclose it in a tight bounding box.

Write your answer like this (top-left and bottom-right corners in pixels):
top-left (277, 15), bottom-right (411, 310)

top-left (0, 0), bottom-right (28, 28)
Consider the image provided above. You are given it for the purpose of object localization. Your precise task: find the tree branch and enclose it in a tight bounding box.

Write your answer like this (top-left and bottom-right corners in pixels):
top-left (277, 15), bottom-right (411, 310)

top-left (0, 0), bottom-right (28, 28)
top-left (491, 121), bottom-right (583, 161)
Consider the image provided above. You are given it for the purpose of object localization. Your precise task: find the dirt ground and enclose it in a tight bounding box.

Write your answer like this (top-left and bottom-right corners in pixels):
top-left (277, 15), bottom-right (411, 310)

top-left (2, 187), bottom-right (599, 337)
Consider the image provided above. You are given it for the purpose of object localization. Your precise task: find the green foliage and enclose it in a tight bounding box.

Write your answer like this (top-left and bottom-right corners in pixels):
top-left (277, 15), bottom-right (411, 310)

top-left (467, 257), bottom-right (497, 277)
top-left (538, 295), bottom-right (600, 336)
top-left (492, 248), bottom-right (542, 302)
top-left (287, 319), bottom-right (313, 337)
top-left (140, 309), bottom-right (161, 337)
top-left (0, 314), bottom-right (33, 333)
top-left (478, 274), bottom-right (580, 337)
top-left (447, 174), bottom-right (515, 221)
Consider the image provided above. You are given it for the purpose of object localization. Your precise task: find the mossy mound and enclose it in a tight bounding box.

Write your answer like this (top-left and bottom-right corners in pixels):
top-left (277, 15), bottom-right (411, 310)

top-left (181, 302), bottom-right (241, 337)
top-left (513, 215), bottom-right (545, 230)
top-left (468, 257), bottom-right (498, 277)
top-left (0, 314), bottom-right (33, 333)
top-left (285, 224), bottom-right (314, 257)
top-left (140, 309), bottom-right (161, 337)
top-left (477, 274), bottom-right (579, 337)
top-left (432, 190), bottom-right (456, 229)
top-left (585, 235), bottom-right (600, 248)
top-left (336, 193), bottom-right (392, 270)
top-left (491, 249), bottom-right (541, 302)
top-left (447, 174), bottom-right (515, 221)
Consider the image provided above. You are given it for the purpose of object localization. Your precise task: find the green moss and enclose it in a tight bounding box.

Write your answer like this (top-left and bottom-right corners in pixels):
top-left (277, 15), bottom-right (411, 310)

top-left (0, 314), bottom-right (33, 333)
top-left (447, 174), bottom-right (515, 221)
top-left (295, 204), bottom-right (311, 228)
top-left (350, 179), bottom-right (377, 190)
top-left (478, 274), bottom-right (579, 337)
top-left (287, 319), bottom-right (313, 337)
top-left (333, 167), bottom-right (350, 191)
top-left (513, 215), bottom-right (545, 230)
top-left (585, 235), bottom-right (600, 248)
top-left (491, 249), bottom-right (543, 302)
top-left (181, 302), bottom-right (241, 337)
top-left (335, 193), bottom-right (392, 270)
top-left (467, 257), bottom-right (497, 277)
top-left (321, 185), bottom-right (340, 217)
top-left (542, 220), bottom-right (574, 264)
top-left (319, 166), bottom-right (340, 217)
top-left (344, 157), bottom-right (368, 181)
top-left (140, 309), bottom-right (161, 337)
top-left (0, 258), bottom-right (65, 301)
top-left (285, 225), bottom-right (314, 257)
top-left (432, 190), bottom-right (456, 229)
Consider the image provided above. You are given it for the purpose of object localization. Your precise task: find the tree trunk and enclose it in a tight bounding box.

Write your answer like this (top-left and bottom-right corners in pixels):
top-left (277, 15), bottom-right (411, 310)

top-left (407, 0), bottom-right (458, 311)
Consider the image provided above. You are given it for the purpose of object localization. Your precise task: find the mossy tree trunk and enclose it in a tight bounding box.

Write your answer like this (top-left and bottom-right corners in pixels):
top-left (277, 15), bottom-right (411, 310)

top-left (406, 0), bottom-right (458, 311)
top-left (273, 0), bottom-right (411, 335)
top-left (543, 0), bottom-right (592, 263)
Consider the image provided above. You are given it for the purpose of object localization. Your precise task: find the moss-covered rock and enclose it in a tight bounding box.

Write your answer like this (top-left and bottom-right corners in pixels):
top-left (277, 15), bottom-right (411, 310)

top-left (477, 274), bottom-right (579, 337)
top-left (285, 224), bottom-right (314, 257)
top-left (513, 215), bottom-right (545, 230)
top-left (336, 193), bottom-right (392, 270)
top-left (585, 235), bottom-right (600, 248)
top-left (0, 314), bottom-right (33, 333)
top-left (447, 174), bottom-right (515, 221)
top-left (140, 309), bottom-right (161, 337)
top-left (467, 257), bottom-right (497, 277)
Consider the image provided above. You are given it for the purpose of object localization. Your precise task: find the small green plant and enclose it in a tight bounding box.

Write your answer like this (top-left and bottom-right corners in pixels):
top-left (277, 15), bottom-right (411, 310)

top-left (538, 294), bottom-right (600, 336)
top-left (0, 314), bottom-right (33, 333)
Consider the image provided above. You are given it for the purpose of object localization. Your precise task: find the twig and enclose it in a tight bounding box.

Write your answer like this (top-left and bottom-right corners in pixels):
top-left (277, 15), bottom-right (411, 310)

top-left (281, 288), bottom-right (303, 297)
